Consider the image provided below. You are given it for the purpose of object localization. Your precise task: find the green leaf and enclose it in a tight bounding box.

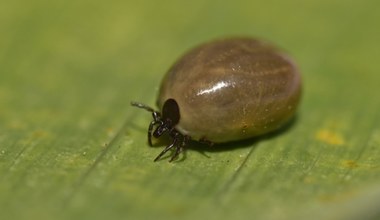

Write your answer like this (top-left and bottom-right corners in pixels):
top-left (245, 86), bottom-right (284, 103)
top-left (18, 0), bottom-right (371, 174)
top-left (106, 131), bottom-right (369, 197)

top-left (1, 0), bottom-right (380, 219)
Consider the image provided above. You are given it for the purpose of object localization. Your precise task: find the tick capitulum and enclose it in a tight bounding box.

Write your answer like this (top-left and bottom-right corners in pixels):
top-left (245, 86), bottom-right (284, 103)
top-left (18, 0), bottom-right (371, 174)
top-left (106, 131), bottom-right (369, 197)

top-left (131, 99), bottom-right (189, 162)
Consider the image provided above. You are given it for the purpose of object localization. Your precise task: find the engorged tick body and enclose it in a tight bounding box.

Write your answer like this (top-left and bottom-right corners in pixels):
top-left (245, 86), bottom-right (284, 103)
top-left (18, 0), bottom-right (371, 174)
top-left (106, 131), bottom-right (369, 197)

top-left (131, 37), bottom-right (302, 162)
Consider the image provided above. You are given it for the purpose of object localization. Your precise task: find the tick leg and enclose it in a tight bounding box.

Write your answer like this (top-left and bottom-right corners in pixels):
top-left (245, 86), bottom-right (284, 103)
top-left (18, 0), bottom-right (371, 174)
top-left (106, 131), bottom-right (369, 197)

top-left (199, 137), bottom-right (214, 147)
top-left (169, 135), bottom-right (190, 162)
top-left (147, 121), bottom-right (155, 146)
top-left (130, 102), bottom-right (155, 113)
top-left (148, 121), bottom-right (162, 146)
top-left (169, 144), bottom-right (182, 162)
top-left (152, 111), bottom-right (161, 121)
top-left (154, 138), bottom-right (178, 162)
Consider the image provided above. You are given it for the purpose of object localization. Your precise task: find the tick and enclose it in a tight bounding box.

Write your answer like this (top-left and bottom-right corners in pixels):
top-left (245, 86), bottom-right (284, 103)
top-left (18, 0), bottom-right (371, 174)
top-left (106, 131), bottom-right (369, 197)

top-left (131, 37), bottom-right (302, 162)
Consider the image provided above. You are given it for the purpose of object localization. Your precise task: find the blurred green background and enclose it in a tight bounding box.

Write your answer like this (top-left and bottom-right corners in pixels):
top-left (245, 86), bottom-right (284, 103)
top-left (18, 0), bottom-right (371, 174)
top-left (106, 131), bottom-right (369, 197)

top-left (1, 0), bottom-right (380, 219)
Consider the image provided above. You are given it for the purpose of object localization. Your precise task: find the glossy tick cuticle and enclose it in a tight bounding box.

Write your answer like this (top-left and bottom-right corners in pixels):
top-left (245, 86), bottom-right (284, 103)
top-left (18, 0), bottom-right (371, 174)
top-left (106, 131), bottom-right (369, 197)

top-left (131, 37), bottom-right (302, 162)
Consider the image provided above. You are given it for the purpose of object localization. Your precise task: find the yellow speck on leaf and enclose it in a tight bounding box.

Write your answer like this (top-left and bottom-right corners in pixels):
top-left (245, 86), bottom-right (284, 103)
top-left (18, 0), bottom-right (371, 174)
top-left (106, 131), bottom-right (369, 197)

top-left (315, 129), bottom-right (345, 145)
top-left (106, 127), bottom-right (115, 137)
top-left (341, 160), bottom-right (359, 169)
top-left (303, 176), bottom-right (315, 184)
top-left (32, 130), bottom-right (49, 138)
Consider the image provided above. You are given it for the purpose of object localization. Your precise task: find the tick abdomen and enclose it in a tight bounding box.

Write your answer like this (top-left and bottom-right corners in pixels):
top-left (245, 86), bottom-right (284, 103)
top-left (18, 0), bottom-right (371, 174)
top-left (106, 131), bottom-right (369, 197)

top-left (158, 38), bottom-right (301, 142)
